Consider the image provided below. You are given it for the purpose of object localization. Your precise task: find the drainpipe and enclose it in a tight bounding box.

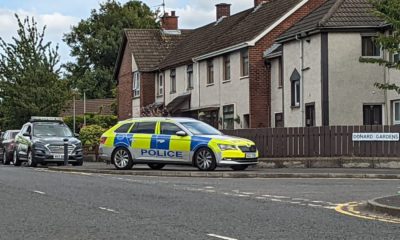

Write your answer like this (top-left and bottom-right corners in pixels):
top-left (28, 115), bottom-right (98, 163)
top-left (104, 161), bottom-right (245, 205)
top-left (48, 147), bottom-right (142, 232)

top-left (197, 61), bottom-right (201, 115)
top-left (295, 34), bottom-right (305, 127)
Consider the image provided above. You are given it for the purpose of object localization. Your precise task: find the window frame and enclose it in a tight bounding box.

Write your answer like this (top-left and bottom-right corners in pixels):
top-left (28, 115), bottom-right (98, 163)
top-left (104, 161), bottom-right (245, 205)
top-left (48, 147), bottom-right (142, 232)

top-left (223, 104), bottom-right (235, 130)
top-left (170, 69), bottom-right (176, 94)
top-left (157, 73), bottom-right (164, 96)
top-left (129, 121), bottom-right (157, 134)
top-left (240, 49), bottom-right (249, 77)
top-left (393, 100), bottom-right (400, 125)
top-left (361, 35), bottom-right (382, 58)
top-left (187, 64), bottom-right (193, 90)
top-left (207, 59), bottom-right (214, 85)
top-left (223, 54), bottom-right (231, 81)
top-left (133, 71), bottom-right (140, 98)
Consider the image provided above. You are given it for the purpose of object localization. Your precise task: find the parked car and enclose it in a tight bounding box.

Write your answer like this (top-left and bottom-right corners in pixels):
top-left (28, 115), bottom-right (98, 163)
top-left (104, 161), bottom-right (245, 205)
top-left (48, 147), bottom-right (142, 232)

top-left (99, 117), bottom-right (258, 171)
top-left (1, 130), bottom-right (20, 165)
top-left (13, 117), bottom-right (83, 167)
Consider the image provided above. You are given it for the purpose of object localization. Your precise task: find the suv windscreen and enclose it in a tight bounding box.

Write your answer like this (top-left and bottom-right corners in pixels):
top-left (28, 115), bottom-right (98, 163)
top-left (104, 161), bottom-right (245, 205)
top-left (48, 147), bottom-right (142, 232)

top-left (33, 123), bottom-right (73, 137)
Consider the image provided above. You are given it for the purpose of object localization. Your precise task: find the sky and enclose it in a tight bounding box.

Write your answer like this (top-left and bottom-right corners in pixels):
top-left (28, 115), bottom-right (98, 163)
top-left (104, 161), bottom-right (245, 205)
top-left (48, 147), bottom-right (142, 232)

top-left (0, 0), bottom-right (254, 64)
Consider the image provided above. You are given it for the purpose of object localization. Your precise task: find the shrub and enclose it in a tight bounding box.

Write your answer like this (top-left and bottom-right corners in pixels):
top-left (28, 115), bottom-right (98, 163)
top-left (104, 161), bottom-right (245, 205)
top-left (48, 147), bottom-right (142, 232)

top-left (79, 125), bottom-right (106, 150)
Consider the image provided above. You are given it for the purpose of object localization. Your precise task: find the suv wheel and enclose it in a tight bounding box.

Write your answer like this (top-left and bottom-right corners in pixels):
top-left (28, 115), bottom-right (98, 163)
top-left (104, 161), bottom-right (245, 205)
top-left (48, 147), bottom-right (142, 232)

top-left (27, 150), bottom-right (37, 167)
top-left (112, 147), bottom-right (133, 170)
top-left (72, 159), bottom-right (83, 166)
top-left (147, 163), bottom-right (165, 170)
top-left (194, 147), bottom-right (217, 171)
top-left (13, 151), bottom-right (21, 166)
top-left (3, 151), bottom-right (10, 165)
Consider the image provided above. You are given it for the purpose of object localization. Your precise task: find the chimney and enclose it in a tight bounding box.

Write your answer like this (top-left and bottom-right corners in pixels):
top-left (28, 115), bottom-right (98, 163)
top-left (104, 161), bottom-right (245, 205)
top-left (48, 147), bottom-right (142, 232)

top-left (254, 0), bottom-right (266, 6)
top-left (216, 3), bottom-right (231, 20)
top-left (161, 11), bottom-right (178, 30)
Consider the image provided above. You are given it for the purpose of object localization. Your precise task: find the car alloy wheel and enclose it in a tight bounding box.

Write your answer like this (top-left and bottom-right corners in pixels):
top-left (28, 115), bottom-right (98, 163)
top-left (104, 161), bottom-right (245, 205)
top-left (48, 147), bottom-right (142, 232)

top-left (3, 152), bottom-right (6, 165)
top-left (113, 148), bottom-right (133, 170)
top-left (13, 151), bottom-right (21, 166)
top-left (27, 151), bottom-right (37, 167)
top-left (195, 148), bottom-right (216, 171)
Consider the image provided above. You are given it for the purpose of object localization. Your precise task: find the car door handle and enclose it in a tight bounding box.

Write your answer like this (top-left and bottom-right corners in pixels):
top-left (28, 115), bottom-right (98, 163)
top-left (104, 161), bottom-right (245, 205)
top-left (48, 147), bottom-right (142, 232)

top-left (157, 140), bottom-right (165, 143)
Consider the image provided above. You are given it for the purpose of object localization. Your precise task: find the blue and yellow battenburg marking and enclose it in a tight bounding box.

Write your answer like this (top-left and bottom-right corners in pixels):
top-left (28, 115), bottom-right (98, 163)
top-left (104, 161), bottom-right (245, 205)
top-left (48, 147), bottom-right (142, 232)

top-left (112, 133), bottom-right (213, 159)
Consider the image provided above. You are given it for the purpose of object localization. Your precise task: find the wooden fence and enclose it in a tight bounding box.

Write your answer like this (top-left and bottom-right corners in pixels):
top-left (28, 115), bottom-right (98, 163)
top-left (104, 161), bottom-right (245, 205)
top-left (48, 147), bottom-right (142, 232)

top-left (223, 125), bottom-right (400, 158)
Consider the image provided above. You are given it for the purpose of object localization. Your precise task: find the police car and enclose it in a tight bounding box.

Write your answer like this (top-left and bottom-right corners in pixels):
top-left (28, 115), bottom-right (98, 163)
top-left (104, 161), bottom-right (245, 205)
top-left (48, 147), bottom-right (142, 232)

top-left (99, 118), bottom-right (258, 171)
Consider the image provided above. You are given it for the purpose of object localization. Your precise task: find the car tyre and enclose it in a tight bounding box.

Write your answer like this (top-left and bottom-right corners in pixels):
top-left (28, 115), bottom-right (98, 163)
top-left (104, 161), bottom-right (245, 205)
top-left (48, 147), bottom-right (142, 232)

top-left (3, 151), bottom-right (10, 165)
top-left (194, 147), bottom-right (217, 171)
top-left (72, 159), bottom-right (83, 166)
top-left (13, 150), bottom-right (21, 166)
top-left (112, 147), bottom-right (133, 170)
top-left (230, 165), bottom-right (249, 171)
top-left (26, 150), bottom-right (37, 167)
top-left (147, 163), bottom-right (165, 170)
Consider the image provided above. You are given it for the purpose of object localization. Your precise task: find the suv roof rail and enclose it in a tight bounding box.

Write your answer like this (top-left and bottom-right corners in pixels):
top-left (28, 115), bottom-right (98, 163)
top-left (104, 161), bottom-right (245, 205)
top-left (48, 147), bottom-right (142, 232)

top-left (30, 116), bottom-right (64, 123)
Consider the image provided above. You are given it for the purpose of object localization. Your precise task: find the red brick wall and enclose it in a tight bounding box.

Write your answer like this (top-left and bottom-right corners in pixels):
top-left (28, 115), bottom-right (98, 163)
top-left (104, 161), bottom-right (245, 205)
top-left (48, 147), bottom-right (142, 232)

top-left (117, 44), bottom-right (133, 120)
top-left (140, 72), bottom-right (155, 108)
top-left (249, 0), bottom-right (325, 128)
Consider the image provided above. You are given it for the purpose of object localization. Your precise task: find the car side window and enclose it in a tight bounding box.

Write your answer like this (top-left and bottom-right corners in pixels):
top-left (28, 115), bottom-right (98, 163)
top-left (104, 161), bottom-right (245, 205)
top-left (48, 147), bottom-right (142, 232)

top-left (20, 125), bottom-right (28, 135)
top-left (160, 122), bottom-right (183, 135)
top-left (114, 123), bottom-right (133, 133)
top-left (130, 122), bottom-right (156, 134)
top-left (26, 126), bottom-right (32, 135)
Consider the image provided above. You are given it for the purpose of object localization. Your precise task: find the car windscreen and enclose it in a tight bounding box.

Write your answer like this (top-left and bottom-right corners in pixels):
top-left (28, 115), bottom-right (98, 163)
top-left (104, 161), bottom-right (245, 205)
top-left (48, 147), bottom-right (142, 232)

top-left (33, 123), bottom-right (73, 137)
top-left (180, 121), bottom-right (222, 136)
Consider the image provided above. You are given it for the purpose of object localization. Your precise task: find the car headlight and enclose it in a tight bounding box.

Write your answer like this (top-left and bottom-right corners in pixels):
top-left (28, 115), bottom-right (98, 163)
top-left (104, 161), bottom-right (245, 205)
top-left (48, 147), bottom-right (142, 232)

top-left (218, 144), bottom-right (237, 151)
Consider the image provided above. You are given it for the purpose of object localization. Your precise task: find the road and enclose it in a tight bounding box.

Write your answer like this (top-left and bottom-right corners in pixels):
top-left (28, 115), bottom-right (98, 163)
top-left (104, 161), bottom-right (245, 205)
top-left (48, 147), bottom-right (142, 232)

top-left (0, 165), bottom-right (399, 240)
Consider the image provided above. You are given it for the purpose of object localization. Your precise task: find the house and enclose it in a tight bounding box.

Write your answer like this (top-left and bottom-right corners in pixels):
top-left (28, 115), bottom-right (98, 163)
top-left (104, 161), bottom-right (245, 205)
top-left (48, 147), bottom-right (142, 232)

top-left (266, 0), bottom-right (400, 127)
top-left (61, 98), bottom-right (116, 116)
top-left (114, 0), bottom-right (326, 129)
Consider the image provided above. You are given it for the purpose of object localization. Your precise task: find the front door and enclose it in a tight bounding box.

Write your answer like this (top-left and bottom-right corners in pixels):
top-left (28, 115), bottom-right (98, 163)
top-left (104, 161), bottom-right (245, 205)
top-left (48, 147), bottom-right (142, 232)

top-left (363, 105), bottom-right (382, 125)
top-left (157, 122), bottom-right (191, 162)
top-left (305, 104), bottom-right (315, 127)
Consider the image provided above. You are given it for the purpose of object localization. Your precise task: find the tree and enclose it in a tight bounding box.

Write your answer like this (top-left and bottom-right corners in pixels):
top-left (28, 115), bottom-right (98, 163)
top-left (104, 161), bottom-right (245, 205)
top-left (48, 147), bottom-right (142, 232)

top-left (360, 0), bottom-right (400, 93)
top-left (64, 0), bottom-right (159, 99)
top-left (0, 15), bottom-right (70, 129)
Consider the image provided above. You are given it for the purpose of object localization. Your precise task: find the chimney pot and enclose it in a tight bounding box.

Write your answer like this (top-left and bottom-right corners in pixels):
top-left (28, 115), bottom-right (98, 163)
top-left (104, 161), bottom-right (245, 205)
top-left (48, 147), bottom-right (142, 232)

top-left (171, 11), bottom-right (176, 16)
top-left (215, 3), bottom-right (231, 20)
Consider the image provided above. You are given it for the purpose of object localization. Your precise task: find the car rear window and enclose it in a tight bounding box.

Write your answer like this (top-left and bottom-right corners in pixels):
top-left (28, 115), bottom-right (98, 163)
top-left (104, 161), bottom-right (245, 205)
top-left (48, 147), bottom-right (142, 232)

top-left (114, 123), bottom-right (133, 133)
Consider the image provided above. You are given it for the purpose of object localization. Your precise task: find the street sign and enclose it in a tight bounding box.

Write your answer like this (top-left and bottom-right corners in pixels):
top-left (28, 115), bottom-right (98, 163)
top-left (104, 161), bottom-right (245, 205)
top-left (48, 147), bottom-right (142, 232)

top-left (352, 133), bottom-right (399, 142)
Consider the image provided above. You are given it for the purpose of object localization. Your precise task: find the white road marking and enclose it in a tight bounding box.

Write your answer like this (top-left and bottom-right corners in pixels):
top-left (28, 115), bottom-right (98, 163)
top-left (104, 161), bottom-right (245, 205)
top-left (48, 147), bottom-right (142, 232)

top-left (33, 191), bottom-right (45, 195)
top-left (307, 204), bottom-right (323, 208)
top-left (255, 197), bottom-right (267, 200)
top-left (207, 233), bottom-right (238, 240)
top-left (205, 186), bottom-right (214, 189)
top-left (262, 194), bottom-right (272, 197)
top-left (271, 195), bottom-right (290, 199)
top-left (270, 199), bottom-right (282, 202)
top-left (241, 192), bottom-right (255, 195)
top-left (99, 207), bottom-right (119, 214)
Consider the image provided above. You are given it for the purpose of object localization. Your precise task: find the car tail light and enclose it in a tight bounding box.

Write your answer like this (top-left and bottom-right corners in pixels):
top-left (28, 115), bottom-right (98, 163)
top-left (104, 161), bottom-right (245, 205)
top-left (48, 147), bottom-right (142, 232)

top-left (100, 137), bottom-right (107, 144)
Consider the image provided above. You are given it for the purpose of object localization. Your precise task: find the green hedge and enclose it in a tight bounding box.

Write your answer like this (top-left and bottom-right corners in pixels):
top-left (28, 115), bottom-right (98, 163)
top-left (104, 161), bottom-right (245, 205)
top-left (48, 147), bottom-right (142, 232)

top-left (64, 114), bottom-right (117, 133)
top-left (79, 125), bottom-right (106, 150)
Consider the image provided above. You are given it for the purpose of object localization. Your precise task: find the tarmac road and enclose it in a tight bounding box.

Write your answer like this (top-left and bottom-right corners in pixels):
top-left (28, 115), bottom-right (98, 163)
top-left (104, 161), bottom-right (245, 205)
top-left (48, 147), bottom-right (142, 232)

top-left (0, 165), bottom-right (399, 240)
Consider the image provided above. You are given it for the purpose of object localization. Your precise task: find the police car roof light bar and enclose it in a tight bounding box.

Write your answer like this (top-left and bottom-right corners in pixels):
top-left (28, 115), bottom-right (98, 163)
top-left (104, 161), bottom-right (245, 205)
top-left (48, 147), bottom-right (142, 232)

top-left (30, 116), bottom-right (64, 122)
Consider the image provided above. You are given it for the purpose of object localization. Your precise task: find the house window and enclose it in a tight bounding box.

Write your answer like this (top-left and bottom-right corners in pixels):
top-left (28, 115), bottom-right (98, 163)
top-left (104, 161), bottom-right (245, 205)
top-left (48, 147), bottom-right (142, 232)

top-left (207, 60), bottom-right (214, 84)
top-left (393, 100), bottom-right (400, 125)
top-left (187, 64), bottom-right (193, 90)
top-left (170, 69), bottom-right (176, 94)
top-left (278, 58), bottom-right (283, 88)
top-left (363, 104), bottom-right (382, 125)
top-left (275, 113), bottom-right (284, 127)
top-left (223, 104), bottom-right (234, 130)
top-left (305, 104), bottom-right (315, 127)
top-left (157, 74), bottom-right (163, 96)
top-left (290, 69), bottom-right (301, 107)
top-left (133, 71), bottom-right (140, 98)
top-left (361, 36), bottom-right (381, 57)
top-left (223, 55), bottom-right (231, 81)
top-left (241, 49), bottom-right (249, 77)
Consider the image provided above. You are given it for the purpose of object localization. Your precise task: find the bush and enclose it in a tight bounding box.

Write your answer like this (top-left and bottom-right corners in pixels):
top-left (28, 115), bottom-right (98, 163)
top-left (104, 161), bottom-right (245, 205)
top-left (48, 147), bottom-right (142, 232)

top-left (64, 114), bottom-right (117, 133)
top-left (79, 125), bottom-right (106, 150)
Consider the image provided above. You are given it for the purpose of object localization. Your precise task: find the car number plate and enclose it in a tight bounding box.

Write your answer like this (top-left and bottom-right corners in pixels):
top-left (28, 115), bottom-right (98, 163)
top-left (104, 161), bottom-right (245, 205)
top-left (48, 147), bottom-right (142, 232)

top-left (245, 152), bottom-right (256, 159)
top-left (53, 154), bottom-right (64, 159)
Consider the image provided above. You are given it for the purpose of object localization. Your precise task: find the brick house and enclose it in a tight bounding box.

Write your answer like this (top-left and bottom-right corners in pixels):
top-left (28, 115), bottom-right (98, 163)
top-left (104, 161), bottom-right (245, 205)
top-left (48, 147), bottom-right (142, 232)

top-left (266, 0), bottom-right (399, 127)
top-left (115, 0), bottom-right (326, 129)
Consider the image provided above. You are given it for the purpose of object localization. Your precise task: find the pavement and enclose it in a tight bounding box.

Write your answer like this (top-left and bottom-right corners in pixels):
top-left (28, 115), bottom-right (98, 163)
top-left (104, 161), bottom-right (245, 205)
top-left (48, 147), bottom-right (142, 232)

top-left (367, 195), bottom-right (400, 218)
top-left (46, 162), bottom-right (400, 179)
top-left (1, 164), bottom-right (400, 239)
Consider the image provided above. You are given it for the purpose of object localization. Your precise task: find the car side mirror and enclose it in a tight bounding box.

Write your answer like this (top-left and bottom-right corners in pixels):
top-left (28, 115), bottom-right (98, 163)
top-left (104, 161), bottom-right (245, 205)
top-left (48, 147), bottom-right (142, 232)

top-left (176, 131), bottom-right (187, 137)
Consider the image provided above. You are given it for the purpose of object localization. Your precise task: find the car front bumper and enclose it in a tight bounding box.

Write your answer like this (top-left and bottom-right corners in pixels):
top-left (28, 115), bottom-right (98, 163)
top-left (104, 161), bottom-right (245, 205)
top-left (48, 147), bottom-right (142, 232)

top-left (218, 158), bottom-right (258, 166)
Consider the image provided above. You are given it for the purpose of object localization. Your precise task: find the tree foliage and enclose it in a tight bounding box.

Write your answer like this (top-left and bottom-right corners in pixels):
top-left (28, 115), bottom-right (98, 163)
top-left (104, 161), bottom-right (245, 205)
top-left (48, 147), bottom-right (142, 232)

top-left (0, 15), bottom-right (70, 129)
top-left (63, 0), bottom-right (159, 99)
top-left (361, 0), bottom-right (400, 93)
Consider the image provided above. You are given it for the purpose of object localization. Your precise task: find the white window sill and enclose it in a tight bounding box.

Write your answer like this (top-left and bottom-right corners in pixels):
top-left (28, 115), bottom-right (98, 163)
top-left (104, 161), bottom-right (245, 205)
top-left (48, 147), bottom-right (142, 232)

top-left (206, 83), bottom-right (215, 87)
top-left (240, 76), bottom-right (249, 80)
top-left (222, 80), bottom-right (231, 84)
top-left (360, 56), bottom-right (382, 59)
